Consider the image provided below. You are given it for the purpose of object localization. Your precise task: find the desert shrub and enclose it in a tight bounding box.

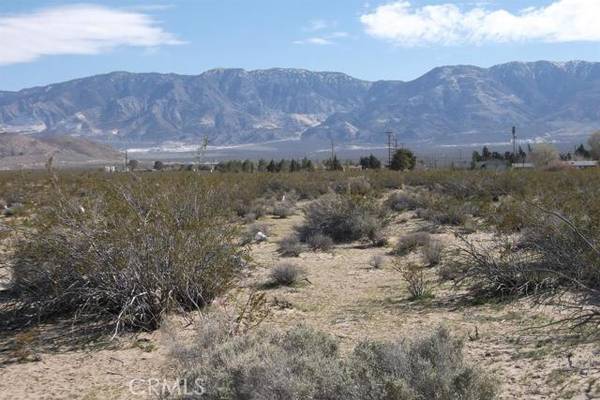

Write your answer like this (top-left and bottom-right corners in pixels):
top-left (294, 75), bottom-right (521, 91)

top-left (437, 261), bottom-right (468, 282)
top-left (422, 238), bottom-right (444, 266)
top-left (8, 176), bottom-right (244, 333)
top-left (271, 201), bottom-right (294, 218)
top-left (269, 263), bottom-right (303, 287)
top-left (385, 191), bottom-right (425, 212)
top-left (369, 255), bottom-right (386, 269)
top-left (455, 237), bottom-right (557, 298)
top-left (242, 212), bottom-right (257, 224)
top-left (399, 263), bottom-right (433, 300)
top-left (298, 193), bottom-right (387, 244)
top-left (277, 235), bottom-right (304, 257)
top-left (395, 232), bottom-right (431, 256)
top-left (368, 229), bottom-right (388, 247)
top-left (307, 233), bottom-right (334, 252)
top-left (234, 198), bottom-right (267, 219)
top-left (169, 314), bottom-right (498, 400)
top-left (334, 176), bottom-right (372, 195)
top-left (416, 202), bottom-right (469, 226)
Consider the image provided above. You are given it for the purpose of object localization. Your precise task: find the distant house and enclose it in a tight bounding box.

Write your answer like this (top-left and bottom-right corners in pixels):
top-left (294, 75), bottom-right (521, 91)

top-left (512, 162), bottom-right (534, 169)
top-left (511, 160), bottom-right (598, 169)
top-left (566, 160), bottom-right (598, 169)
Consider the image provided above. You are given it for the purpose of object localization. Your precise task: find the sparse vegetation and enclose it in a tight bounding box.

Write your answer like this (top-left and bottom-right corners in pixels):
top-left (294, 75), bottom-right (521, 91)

top-left (398, 263), bottom-right (433, 300)
top-left (169, 313), bottom-right (497, 400)
top-left (422, 238), bottom-right (444, 266)
top-left (269, 263), bottom-right (303, 287)
top-left (271, 201), bottom-right (294, 218)
top-left (278, 234), bottom-right (304, 257)
top-left (385, 191), bottom-right (424, 212)
top-left (306, 233), bottom-right (334, 252)
top-left (298, 193), bottom-right (387, 244)
top-left (3, 165), bottom-right (600, 398)
top-left (7, 176), bottom-right (244, 333)
top-left (395, 232), bottom-right (431, 256)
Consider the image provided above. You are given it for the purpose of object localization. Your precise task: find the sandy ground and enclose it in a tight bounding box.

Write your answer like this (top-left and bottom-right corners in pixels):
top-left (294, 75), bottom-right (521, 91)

top-left (0, 197), bottom-right (599, 399)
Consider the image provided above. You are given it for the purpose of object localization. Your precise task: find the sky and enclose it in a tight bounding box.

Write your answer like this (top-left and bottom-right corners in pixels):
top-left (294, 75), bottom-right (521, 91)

top-left (1, 0), bottom-right (600, 90)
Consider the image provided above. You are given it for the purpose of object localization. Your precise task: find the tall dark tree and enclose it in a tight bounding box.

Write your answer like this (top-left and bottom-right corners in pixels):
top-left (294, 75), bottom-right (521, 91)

top-left (360, 154), bottom-right (381, 169)
top-left (575, 144), bottom-right (591, 159)
top-left (301, 157), bottom-right (315, 171)
top-left (242, 159), bottom-right (255, 173)
top-left (257, 159), bottom-right (268, 172)
top-left (482, 146), bottom-right (492, 160)
top-left (390, 149), bottom-right (416, 171)
top-left (128, 159), bottom-right (140, 171)
top-left (325, 155), bottom-right (343, 171)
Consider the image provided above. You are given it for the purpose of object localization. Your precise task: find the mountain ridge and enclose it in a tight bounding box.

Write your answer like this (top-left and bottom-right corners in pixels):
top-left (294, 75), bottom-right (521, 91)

top-left (1, 60), bottom-right (599, 147)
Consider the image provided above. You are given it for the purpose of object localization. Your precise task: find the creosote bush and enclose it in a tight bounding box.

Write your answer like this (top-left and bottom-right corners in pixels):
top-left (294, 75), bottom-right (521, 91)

top-left (9, 176), bottom-right (244, 333)
top-left (298, 193), bottom-right (387, 244)
top-left (169, 313), bottom-right (498, 400)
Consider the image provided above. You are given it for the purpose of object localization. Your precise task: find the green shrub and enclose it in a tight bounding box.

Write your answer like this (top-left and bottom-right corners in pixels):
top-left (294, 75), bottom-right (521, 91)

top-left (9, 176), bottom-right (244, 333)
top-left (298, 193), bottom-right (387, 244)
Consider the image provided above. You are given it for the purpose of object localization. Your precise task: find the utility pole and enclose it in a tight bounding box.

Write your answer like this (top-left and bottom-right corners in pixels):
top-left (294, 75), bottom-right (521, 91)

top-left (512, 126), bottom-right (517, 162)
top-left (330, 138), bottom-right (335, 161)
top-left (124, 150), bottom-right (128, 170)
top-left (386, 131), bottom-right (393, 168)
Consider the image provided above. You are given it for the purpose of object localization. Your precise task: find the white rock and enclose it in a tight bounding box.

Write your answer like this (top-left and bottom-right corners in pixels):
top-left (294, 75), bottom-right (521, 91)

top-left (254, 231), bottom-right (268, 242)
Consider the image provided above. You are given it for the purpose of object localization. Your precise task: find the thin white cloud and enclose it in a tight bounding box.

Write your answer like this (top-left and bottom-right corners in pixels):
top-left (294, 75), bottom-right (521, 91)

top-left (361, 0), bottom-right (600, 46)
top-left (295, 21), bottom-right (349, 46)
top-left (305, 19), bottom-right (330, 32)
top-left (0, 4), bottom-right (183, 65)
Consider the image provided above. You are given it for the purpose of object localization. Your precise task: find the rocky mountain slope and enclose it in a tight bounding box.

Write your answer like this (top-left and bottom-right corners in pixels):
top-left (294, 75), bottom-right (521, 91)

top-left (0, 133), bottom-right (122, 169)
top-left (1, 61), bottom-right (599, 147)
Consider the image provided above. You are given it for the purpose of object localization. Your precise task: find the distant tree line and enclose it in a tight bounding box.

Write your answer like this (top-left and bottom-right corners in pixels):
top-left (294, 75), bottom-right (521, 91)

top-left (145, 148), bottom-right (418, 173)
top-left (215, 158), bottom-right (315, 173)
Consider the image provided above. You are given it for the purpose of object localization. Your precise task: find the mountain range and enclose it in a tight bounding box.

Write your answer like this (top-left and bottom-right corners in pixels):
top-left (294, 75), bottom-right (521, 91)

top-left (1, 60), bottom-right (600, 148)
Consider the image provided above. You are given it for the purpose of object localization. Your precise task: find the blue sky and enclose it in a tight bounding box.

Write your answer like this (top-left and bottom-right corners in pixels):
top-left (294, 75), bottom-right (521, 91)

top-left (1, 0), bottom-right (600, 90)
